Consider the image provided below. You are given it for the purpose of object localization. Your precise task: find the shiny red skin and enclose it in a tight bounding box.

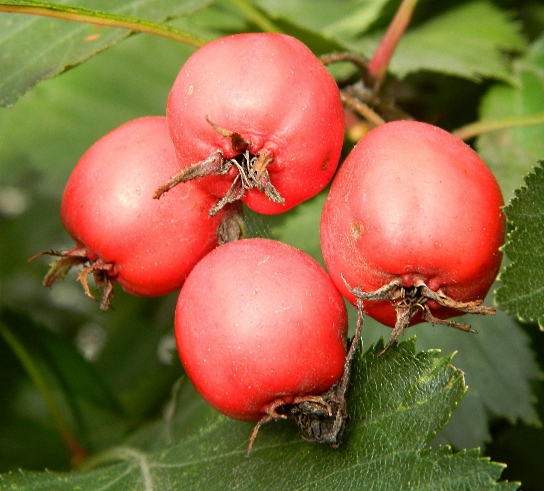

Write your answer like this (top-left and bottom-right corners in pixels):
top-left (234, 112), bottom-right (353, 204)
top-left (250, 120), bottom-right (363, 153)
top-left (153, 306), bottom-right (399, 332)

top-left (166, 33), bottom-right (345, 214)
top-left (61, 116), bottom-right (226, 297)
top-left (320, 120), bottom-right (506, 327)
top-left (175, 238), bottom-right (348, 421)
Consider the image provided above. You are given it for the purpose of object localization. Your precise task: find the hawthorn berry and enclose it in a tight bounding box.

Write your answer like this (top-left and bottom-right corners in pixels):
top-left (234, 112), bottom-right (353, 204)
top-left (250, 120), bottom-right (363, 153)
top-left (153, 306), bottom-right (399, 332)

top-left (174, 238), bottom-right (349, 452)
top-left (155, 33), bottom-right (345, 215)
top-left (320, 120), bottom-right (506, 350)
top-left (34, 116), bottom-right (241, 309)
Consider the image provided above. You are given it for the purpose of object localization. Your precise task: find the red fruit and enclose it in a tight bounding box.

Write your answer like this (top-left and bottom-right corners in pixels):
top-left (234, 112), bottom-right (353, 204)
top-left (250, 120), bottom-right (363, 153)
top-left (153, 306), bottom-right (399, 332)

top-left (37, 116), bottom-right (239, 309)
top-left (175, 238), bottom-right (348, 423)
top-left (159, 33), bottom-right (345, 215)
top-left (320, 120), bottom-right (505, 346)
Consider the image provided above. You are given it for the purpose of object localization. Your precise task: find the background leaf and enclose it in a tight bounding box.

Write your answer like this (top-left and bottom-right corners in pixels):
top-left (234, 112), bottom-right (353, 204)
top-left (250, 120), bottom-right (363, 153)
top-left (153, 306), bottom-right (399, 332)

top-left (256, 0), bottom-right (390, 37)
top-left (496, 162), bottom-right (544, 327)
top-left (476, 34), bottom-right (544, 201)
top-left (0, 0), bottom-right (210, 107)
top-left (0, 308), bottom-right (127, 466)
top-left (403, 310), bottom-right (541, 449)
top-left (0, 340), bottom-right (519, 490)
top-left (345, 306), bottom-right (542, 451)
top-left (351, 0), bottom-right (527, 82)
top-left (0, 308), bottom-right (123, 414)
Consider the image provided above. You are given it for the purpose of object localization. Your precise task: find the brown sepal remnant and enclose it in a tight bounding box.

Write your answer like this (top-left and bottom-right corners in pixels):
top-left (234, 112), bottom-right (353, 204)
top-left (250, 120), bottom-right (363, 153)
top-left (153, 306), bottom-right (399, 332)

top-left (154, 117), bottom-right (284, 216)
top-left (342, 275), bottom-right (495, 356)
top-left (29, 248), bottom-right (116, 310)
top-left (204, 115), bottom-right (250, 154)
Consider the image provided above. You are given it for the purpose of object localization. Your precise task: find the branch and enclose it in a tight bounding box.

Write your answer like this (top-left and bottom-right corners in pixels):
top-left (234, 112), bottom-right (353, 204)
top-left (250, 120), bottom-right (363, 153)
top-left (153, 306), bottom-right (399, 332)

top-left (452, 112), bottom-right (544, 141)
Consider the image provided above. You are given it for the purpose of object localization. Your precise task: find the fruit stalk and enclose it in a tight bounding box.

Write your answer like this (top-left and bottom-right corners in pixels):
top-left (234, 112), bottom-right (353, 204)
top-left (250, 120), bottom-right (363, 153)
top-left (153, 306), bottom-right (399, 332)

top-left (368, 0), bottom-right (420, 86)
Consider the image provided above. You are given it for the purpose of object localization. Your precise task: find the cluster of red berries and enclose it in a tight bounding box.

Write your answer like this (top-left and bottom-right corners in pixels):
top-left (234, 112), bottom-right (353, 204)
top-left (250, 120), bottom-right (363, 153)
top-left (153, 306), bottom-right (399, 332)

top-left (36, 33), bottom-right (505, 455)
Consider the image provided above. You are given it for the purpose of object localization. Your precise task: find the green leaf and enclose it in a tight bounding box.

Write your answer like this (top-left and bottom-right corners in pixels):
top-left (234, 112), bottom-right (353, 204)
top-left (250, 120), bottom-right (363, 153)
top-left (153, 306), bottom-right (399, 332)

top-left (261, 15), bottom-right (347, 57)
top-left (256, 0), bottom-right (390, 38)
top-left (0, 340), bottom-right (519, 490)
top-left (352, 0), bottom-right (527, 81)
top-left (0, 308), bottom-right (127, 461)
top-left (122, 375), bottom-right (218, 452)
top-left (415, 310), bottom-right (541, 448)
top-left (476, 35), bottom-right (544, 201)
top-left (349, 306), bottom-right (541, 450)
top-left (0, 0), bottom-right (210, 107)
top-left (220, 0), bottom-right (350, 57)
top-left (496, 162), bottom-right (544, 328)
top-left (0, 308), bottom-right (123, 414)
top-left (0, 20), bottom-right (196, 195)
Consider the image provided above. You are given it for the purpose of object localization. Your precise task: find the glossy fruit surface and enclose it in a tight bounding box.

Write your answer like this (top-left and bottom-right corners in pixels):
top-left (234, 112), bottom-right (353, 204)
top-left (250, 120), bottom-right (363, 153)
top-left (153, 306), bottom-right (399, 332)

top-left (57, 116), bottom-right (229, 304)
top-left (175, 238), bottom-right (348, 421)
top-left (165, 33), bottom-right (345, 215)
top-left (320, 120), bottom-right (506, 327)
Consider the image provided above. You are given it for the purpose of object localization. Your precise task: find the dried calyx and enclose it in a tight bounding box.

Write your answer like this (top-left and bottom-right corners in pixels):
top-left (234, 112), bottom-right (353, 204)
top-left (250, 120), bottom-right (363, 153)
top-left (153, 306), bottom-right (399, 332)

top-left (342, 275), bottom-right (495, 355)
top-left (29, 249), bottom-right (116, 310)
top-left (154, 117), bottom-right (284, 215)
